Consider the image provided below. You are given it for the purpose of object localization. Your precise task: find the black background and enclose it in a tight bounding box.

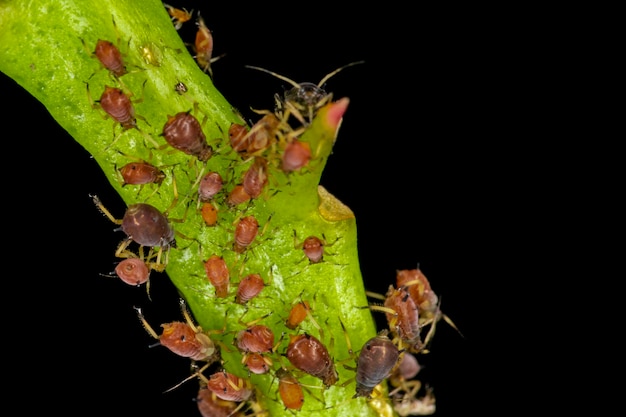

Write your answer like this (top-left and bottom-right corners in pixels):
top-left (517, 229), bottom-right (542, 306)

top-left (2, 2), bottom-right (511, 416)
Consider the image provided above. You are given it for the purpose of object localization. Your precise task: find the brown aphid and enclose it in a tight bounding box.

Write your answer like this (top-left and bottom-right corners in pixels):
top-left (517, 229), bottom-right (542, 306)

top-left (119, 161), bottom-right (166, 186)
top-left (383, 285), bottom-right (423, 353)
top-left (196, 387), bottom-right (241, 417)
top-left (162, 111), bottom-right (213, 162)
top-left (233, 215), bottom-right (259, 254)
top-left (227, 184), bottom-right (251, 207)
top-left (242, 156), bottom-right (269, 199)
top-left (204, 254), bottom-right (230, 298)
top-left (235, 324), bottom-right (275, 353)
top-left (114, 257), bottom-right (150, 286)
top-left (200, 202), bottom-right (218, 227)
top-left (354, 330), bottom-right (401, 399)
top-left (276, 367), bottom-right (305, 411)
top-left (198, 171), bottom-right (223, 202)
top-left (163, 2), bottom-right (193, 30)
top-left (207, 370), bottom-right (253, 402)
top-left (244, 113), bottom-right (280, 156)
top-left (282, 139), bottom-right (311, 172)
top-left (235, 273), bottom-right (265, 305)
top-left (228, 122), bottom-right (249, 154)
top-left (285, 333), bottom-right (338, 387)
top-left (134, 305), bottom-right (218, 362)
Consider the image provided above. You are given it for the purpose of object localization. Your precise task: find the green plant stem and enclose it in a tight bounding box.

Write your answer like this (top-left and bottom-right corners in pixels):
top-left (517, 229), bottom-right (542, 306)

top-left (0, 1), bottom-right (390, 416)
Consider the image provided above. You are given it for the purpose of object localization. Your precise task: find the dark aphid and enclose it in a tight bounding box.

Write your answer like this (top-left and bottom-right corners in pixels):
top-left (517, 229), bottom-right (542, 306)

top-left (276, 367), bottom-right (305, 411)
top-left (354, 330), bottom-right (400, 399)
top-left (119, 161), bottom-right (166, 186)
top-left (134, 304), bottom-right (218, 363)
top-left (114, 257), bottom-right (150, 286)
top-left (204, 254), bottom-right (230, 298)
top-left (92, 195), bottom-right (176, 268)
top-left (198, 171), bottom-right (223, 202)
top-left (245, 61), bottom-right (364, 125)
top-left (233, 215), bottom-right (259, 254)
top-left (207, 370), bottom-right (253, 402)
top-left (163, 2), bottom-right (193, 30)
top-left (282, 139), bottom-right (311, 172)
top-left (235, 273), bottom-right (265, 305)
top-left (242, 157), bottom-right (268, 199)
top-left (162, 111), bottom-right (213, 161)
top-left (285, 333), bottom-right (338, 387)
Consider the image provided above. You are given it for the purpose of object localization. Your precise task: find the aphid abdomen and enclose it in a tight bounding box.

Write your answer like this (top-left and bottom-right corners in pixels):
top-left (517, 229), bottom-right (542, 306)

top-left (354, 331), bottom-right (400, 398)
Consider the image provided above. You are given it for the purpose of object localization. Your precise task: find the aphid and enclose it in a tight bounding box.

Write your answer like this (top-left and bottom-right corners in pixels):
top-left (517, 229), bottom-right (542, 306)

top-left (203, 254), bottom-right (230, 298)
top-left (233, 215), bottom-right (259, 254)
top-left (134, 302), bottom-right (219, 363)
top-left (383, 285), bottom-right (423, 353)
top-left (228, 122), bottom-right (249, 154)
top-left (242, 351), bottom-right (272, 375)
top-left (163, 2), bottom-right (193, 30)
top-left (92, 195), bottom-right (176, 269)
top-left (389, 352), bottom-right (422, 386)
top-left (235, 324), bottom-right (275, 354)
top-left (118, 161), bottom-right (166, 186)
top-left (285, 299), bottom-right (312, 330)
top-left (196, 387), bottom-right (241, 417)
top-left (281, 139), bottom-right (311, 172)
top-left (114, 257), bottom-right (151, 286)
top-left (276, 367), bottom-right (305, 411)
top-left (353, 330), bottom-right (401, 399)
top-left (93, 39), bottom-right (127, 77)
top-left (245, 61), bottom-right (364, 126)
top-left (227, 184), bottom-right (251, 207)
top-left (207, 370), bottom-right (254, 402)
top-left (241, 113), bottom-right (281, 157)
top-left (301, 235), bottom-right (325, 264)
top-left (138, 41), bottom-right (163, 67)
top-left (194, 13), bottom-right (222, 77)
top-left (200, 202), bottom-right (218, 227)
top-left (162, 111), bottom-right (213, 162)
top-left (285, 332), bottom-right (338, 387)
top-left (198, 171), bottom-right (223, 202)
top-left (242, 157), bottom-right (269, 199)
top-left (235, 273), bottom-right (265, 305)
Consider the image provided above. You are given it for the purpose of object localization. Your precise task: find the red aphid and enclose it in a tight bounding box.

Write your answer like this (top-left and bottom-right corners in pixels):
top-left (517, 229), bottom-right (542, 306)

top-left (227, 185), bottom-right (251, 207)
top-left (286, 333), bottom-right (338, 387)
top-left (285, 300), bottom-right (312, 330)
top-left (384, 285), bottom-right (423, 353)
top-left (235, 324), bottom-right (275, 353)
top-left (302, 236), bottom-right (324, 263)
top-left (233, 215), bottom-right (259, 253)
top-left (162, 111), bottom-right (213, 161)
top-left (228, 122), bottom-right (249, 154)
top-left (94, 39), bottom-right (126, 77)
top-left (242, 352), bottom-right (272, 375)
top-left (396, 268), bottom-right (439, 318)
top-left (207, 371), bottom-right (253, 402)
top-left (114, 258), bottom-right (150, 286)
top-left (119, 161), bottom-right (165, 186)
top-left (242, 157), bottom-right (268, 199)
top-left (235, 273), bottom-right (265, 305)
top-left (159, 321), bottom-right (217, 361)
top-left (282, 139), bottom-right (311, 172)
top-left (99, 86), bottom-right (137, 130)
top-left (204, 255), bottom-right (230, 298)
top-left (200, 202), bottom-right (218, 227)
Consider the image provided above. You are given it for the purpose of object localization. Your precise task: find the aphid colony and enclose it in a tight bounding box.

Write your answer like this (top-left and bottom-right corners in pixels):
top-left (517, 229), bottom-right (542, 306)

top-left (86, 6), bottom-right (455, 417)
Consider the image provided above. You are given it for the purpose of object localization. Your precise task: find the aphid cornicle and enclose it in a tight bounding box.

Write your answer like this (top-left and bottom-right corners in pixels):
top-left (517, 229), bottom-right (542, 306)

top-left (162, 111), bottom-right (213, 162)
top-left (354, 330), bottom-right (401, 399)
top-left (285, 333), bottom-right (338, 387)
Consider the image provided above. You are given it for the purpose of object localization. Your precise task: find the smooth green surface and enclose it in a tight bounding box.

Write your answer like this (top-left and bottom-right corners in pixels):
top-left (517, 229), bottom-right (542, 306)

top-left (0, 1), bottom-right (387, 416)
